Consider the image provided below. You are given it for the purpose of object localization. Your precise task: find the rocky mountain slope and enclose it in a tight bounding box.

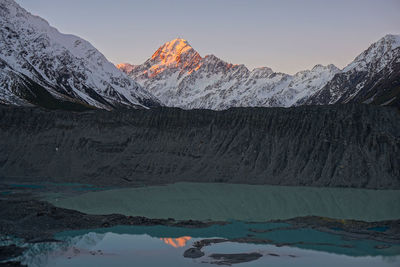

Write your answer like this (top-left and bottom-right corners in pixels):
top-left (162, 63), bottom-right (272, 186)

top-left (119, 35), bottom-right (400, 109)
top-left (0, 0), bottom-right (160, 110)
top-left (1, 104), bottom-right (399, 189)
top-left (303, 34), bottom-right (400, 107)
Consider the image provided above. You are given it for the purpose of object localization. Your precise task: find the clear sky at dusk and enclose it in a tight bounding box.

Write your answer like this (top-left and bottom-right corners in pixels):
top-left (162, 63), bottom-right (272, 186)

top-left (14, 0), bottom-right (400, 74)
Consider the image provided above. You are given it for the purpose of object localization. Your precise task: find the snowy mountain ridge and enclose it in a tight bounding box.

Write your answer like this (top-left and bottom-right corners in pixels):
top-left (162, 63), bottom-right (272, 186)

top-left (120, 38), bottom-right (340, 109)
top-left (344, 34), bottom-right (400, 73)
top-left (117, 38), bottom-right (341, 109)
top-left (120, 35), bottom-right (400, 109)
top-left (304, 34), bottom-right (400, 107)
top-left (0, 0), bottom-right (160, 109)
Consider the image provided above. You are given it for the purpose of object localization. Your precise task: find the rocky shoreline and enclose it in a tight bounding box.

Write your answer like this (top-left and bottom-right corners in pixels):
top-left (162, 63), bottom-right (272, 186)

top-left (0, 196), bottom-right (221, 243)
top-left (0, 192), bottom-right (224, 266)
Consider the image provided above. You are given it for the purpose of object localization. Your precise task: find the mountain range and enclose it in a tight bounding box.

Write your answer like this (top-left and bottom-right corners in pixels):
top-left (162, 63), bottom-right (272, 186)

top-left (119, 36), bottom-right (400, 109)
top-left (0, 0), bottom-right (399, 110)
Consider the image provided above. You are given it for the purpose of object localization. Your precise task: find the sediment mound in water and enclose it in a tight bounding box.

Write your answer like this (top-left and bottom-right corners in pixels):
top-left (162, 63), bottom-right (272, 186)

top-left (0, 104), bottom-right (399, 189)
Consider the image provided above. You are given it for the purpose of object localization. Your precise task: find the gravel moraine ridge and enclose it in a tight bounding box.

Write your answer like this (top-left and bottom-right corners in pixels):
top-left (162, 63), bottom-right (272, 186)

top-left (0, 104), bottom-right (399, 189)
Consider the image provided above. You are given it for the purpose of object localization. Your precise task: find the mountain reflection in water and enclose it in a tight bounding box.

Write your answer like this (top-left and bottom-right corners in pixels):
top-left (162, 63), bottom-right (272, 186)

top-left (13, 229), bottom-right (400, 267)
top-left (160, 236), bottom-right (192, 248)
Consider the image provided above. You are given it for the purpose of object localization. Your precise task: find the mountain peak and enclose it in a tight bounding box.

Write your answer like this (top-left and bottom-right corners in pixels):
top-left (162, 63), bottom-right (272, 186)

top-left (151, 38), bottom-right (197, 62)
top-left (343, 34), bottom-right (400, 73)
top-left (145, 38), bottom-right (202, 77)
top-left (165, 37), bottom-right (190, 46)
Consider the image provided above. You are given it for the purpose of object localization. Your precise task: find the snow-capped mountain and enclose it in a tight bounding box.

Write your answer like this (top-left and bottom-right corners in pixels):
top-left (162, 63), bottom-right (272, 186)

top-left (2, 0), bottom-right (397, 111)
top-left (120, 38), bottom-right (340, 110)
top-left (303, 34), bottom-right (400, 107)
top-left (0, 0), bottom-right (160, 110)
top-left (120, 36), bottom-right (400, 110)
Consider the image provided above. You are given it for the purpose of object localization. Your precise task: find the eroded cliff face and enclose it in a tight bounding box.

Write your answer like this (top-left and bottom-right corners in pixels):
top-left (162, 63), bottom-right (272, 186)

top-left (0, 104), bottom-right (399, 189)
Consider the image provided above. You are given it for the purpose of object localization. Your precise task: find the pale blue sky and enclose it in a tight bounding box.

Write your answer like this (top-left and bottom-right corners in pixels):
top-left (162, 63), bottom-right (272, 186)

top-left (15, 0), bottom-right (400, 74)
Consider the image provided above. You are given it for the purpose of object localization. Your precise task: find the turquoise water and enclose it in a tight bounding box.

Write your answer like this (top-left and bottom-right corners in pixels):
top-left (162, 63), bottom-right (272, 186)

top-left (49, 182), bottom-right (400, 222)
top-left (55, 222), bottom-right (400, 257)
top-left (13, 222), bottom-right (400, 267)
top-left (4, 182), bottom-right (399, 266)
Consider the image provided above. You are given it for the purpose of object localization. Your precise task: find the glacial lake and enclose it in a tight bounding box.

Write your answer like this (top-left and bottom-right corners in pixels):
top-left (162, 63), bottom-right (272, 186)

top-left (48, 182), bottom-right (400, 222)
top-left (2, 182), bottom-right (399, 266)
top-left (8, 221), bottom-right (400, 267)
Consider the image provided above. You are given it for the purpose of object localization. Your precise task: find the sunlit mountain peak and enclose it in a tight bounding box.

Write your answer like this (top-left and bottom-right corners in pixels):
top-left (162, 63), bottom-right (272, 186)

top-left (141, 38), bottom-right (202, 77)
top-left (151, 38), bottom-right (197, 63)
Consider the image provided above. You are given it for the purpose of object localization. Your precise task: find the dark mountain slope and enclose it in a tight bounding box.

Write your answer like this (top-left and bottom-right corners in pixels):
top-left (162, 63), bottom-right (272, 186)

top-left (0, 105), bottom-right (399, 189)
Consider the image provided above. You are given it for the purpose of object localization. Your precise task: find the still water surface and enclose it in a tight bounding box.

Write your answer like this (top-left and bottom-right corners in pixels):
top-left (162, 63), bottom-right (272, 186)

top-left (49, 182), bottom-right (400, 222)
top-left (12, 222), bottom-right (400, 267)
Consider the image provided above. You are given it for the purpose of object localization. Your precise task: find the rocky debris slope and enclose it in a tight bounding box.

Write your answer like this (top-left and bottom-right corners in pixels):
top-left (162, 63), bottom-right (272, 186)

top-left (0, 0), bottom-right (160, 110)
top-left (0, 104), bottom-right (399, 189)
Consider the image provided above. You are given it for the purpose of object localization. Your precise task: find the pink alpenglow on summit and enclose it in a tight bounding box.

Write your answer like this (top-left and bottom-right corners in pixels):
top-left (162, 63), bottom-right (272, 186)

top-left (118, 35), bottom-right (400, 110)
